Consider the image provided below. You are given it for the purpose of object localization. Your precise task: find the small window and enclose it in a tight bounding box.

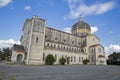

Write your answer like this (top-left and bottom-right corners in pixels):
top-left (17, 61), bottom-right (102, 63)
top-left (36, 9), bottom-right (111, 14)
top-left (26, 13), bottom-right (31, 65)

top-left (79, 57), bottom-right (81, 62)
top-left (36, 37), bottom-right (38, 43)
top-left (72, 48), bottom-right (73, 50)
top-left (74, 57), bottom-right (76, 62)
top-left (67, 47), bottom-right (68, 50)
top-left (72, 41), bottom-right (74, 44)
top-left (71, 56), bottom-right (73, 62)
top-left (47, 43), bottom-right (49, 47)
top-left (54, 45), bottom-right (56, 48)
top-left (64, 40), bottom-right (66, 42)
top-left (55, 38), bottom-right (57, 40)
top-left (81, 48), bottom-right (84, 53)
top-left (64, 46), bottom-right (65, 49)
top-left (100, 60), bottom-right (104, 63)
top-left (43, 53), bottom-right (45, 61)
top-left (51, 44), bottom-right (52, 47)
top-left (84, 49), bottom-right (86, 52)
top-left (45, 36), bottom-right (47, 39)
top-left (58, 45), bottom-right (59, 48)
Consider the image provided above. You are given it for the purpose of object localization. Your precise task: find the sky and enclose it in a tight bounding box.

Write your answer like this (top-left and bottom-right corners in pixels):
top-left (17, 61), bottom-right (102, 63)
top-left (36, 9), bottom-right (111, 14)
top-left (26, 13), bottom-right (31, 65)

top-left (0, 0), bottom-right (120, 56)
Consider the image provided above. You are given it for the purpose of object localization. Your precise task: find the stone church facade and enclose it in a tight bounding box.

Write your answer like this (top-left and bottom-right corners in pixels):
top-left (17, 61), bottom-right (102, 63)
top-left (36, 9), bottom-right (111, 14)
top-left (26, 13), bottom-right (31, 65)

top-left (11, 16), bottom-right (106, 65)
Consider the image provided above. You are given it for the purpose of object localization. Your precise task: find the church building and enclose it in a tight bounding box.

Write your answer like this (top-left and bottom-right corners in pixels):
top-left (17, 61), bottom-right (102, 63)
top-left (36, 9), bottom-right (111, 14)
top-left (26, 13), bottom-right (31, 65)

top-left (11, 15), bottom-right (106, 65)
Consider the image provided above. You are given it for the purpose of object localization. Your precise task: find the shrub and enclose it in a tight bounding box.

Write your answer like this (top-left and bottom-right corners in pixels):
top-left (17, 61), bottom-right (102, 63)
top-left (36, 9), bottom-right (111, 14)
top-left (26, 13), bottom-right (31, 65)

top-left (83, 59), bottom-right (89, 64)
top-left (59, 57), bottom-right (66, 65)
top-left (45, 54), bottom-right (55, 65)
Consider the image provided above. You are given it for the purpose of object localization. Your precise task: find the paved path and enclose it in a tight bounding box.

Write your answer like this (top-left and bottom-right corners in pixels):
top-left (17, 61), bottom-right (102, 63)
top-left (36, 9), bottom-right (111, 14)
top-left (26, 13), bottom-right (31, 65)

top-left (0, 62), bottom-right (120, 80)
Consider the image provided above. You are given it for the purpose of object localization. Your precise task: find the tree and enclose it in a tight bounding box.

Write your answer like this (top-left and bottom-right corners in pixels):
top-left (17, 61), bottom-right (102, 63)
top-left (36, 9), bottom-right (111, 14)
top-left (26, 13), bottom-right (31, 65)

top-left (45, 54), bottom-right (55, 65)
top-left (107, 52), bottom-right (120, 65)
top-left (0, 47), bottom-right (12, 61)
top-left (0, 51), bottom-right (4, 61)
top-left (59, 57), bottom-right (66, 65)
top-left (83, 59), bottom-right (89, 64)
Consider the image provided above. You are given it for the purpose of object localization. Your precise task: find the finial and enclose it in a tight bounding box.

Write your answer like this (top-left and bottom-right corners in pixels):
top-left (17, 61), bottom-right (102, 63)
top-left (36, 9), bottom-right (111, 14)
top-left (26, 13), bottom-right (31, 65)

top-left (79, 14), bottom-right (82, 21)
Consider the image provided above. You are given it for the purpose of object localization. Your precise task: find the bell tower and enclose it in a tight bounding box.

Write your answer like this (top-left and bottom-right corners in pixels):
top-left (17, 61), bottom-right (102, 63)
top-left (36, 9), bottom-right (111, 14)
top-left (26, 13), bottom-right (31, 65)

top-left (26, 16), bottom-right (46, 65)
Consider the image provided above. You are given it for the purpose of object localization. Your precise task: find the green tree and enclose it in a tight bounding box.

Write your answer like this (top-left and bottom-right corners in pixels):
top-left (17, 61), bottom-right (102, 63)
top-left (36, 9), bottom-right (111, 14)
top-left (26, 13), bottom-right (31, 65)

top-left (83, 59), bottom-right (89, 64)
top-left (45, 54), bottom-right (55, 65)
top-left (107, 52), bottom-right (120, 65)
top-left (59, 57), bottom-right (66, 65)
top-left (2, 47), bottom-right (11, 61)
top-left (108, 52), bottom-right (120, 61)
top-left (0, 51), bottom-right (4, 61)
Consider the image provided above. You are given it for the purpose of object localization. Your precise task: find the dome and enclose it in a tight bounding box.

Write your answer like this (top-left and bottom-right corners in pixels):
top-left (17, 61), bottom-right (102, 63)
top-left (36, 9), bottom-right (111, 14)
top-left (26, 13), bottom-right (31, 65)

top-left (71, 17), bottom-right (91, 36)
top-left (72, 20), bottom-right (91, 31)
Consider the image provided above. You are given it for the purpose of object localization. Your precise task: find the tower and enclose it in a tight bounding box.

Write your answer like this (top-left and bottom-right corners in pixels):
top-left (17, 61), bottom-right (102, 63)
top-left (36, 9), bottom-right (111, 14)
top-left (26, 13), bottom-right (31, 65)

top-left (21, 16), bottom-right (46, 65)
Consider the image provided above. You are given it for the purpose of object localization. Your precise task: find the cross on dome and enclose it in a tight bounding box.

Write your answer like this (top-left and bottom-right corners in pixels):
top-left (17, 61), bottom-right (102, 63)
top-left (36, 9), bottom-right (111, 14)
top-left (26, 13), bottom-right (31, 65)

top-left (79, 14), bottom-right (82, 21)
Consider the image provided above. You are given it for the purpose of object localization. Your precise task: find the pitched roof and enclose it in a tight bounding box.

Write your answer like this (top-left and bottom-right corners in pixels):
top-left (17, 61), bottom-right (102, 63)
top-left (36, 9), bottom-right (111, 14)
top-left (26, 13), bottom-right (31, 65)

top-left (89, 44), bottom-right (104, 48)
top-left (13, 44), bottom-right (25, 53)
top-left (98, 55), bottom-right (105, 58)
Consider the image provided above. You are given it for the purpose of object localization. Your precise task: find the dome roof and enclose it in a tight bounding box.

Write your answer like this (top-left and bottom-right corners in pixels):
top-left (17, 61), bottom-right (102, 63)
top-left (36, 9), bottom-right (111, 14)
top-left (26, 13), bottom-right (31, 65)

top-left (72, 20), bottom-right (91, 31)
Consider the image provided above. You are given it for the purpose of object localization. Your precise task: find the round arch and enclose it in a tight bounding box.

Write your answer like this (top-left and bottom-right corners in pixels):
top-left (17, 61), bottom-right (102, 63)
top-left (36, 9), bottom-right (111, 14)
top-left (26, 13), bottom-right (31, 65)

top-left (16, 54), bottom-right (23, 62)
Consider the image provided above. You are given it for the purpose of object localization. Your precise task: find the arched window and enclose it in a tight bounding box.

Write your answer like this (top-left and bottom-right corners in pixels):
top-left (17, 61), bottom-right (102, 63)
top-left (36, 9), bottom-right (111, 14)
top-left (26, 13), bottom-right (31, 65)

top-left (55, 38), bottom-right (57, 40)
top-left (71, 56), bottom-right (73, 62)
top-left (72, 48), bottom-right (73, 50)
top-left (67, 47), bottom-right (68, 50)
top-left (51, 44), bottom-right (53, 47)
top-left (78, 42), bottom-right (81, 45)
top-left (72, 41), bottom-right (74, 44)
top-left (36, 37), bottom-right (38, 43)
top-left (79, 57), bottom-right (81, 62)
top-left (58, 45), bottom-right (60, 48)
top-left (74, 57), bottom-right (76, 62)
top-left (98, 47), bottom-right (101, 53)
top-left (47, 43), bottom-right (49, 47)
top-left (91, 49), bottom-right (94, 53)
top-left (64, 46), bottom-right (65, 49)
top-left (64, 40), bottom-right (66, 42)
top-left (45, 36), bottom-right (47, 39)
top-left (43, 53), bottom-right (45, 61)
top-left (54, 45), bottom-right (56, 48)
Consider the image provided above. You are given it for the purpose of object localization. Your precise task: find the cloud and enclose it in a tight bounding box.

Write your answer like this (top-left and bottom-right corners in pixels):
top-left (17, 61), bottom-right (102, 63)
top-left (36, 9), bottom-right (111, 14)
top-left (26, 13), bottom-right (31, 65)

top-left (105, 44), bottom-right (120, 57)
top-left (63, 27), bottom-right (71, 33)
top-left (25, 5), bottom-right (31, 11)
top-left (91, 26), bottom-right (98, 34)
top-left (0, 0), bottom-right (12, 7)
top-left (63, 26), bottom-right (98, 34)
top-left (65, 0), bottom-right (115, 19)
top-left (0, 39), bottom-right (20, 48)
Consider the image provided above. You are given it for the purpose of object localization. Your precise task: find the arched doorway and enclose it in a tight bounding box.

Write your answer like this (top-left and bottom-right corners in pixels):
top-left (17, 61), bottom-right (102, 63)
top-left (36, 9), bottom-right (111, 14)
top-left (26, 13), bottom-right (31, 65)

top-left (16, 54), bottom-right (23, 62)
top-left (67, 57), bottom-right (70, 64)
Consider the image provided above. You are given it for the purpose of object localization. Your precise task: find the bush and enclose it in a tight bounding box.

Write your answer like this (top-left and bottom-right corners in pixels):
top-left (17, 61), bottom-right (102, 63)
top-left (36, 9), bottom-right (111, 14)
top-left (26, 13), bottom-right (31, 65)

top-left (59, 57), bottom-right (66, 65)
top-left (45, 54), bottom-right (55, 65)
top-left (83, 59), bottom-right (89, 64)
